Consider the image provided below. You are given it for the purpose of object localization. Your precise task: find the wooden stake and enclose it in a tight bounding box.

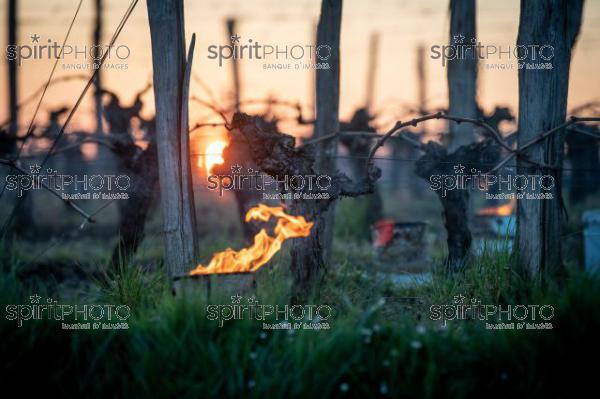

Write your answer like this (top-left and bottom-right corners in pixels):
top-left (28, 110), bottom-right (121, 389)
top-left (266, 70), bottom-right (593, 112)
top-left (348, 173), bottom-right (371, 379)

top-left (312, 0), bottom-right (343, 262)
top-left (226, 18), bottom-right (241, 111)
top-left (147, 0), bottom-right (197, 278)
top-left (516, 0), bottom-right (584, 281)
top-left (447, 0), bottom-right (477, 151)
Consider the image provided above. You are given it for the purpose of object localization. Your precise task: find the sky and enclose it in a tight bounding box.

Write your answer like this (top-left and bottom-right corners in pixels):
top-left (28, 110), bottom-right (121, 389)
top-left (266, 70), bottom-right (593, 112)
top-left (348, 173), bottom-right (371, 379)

top-left (0, 0), bottom-right (599, 137)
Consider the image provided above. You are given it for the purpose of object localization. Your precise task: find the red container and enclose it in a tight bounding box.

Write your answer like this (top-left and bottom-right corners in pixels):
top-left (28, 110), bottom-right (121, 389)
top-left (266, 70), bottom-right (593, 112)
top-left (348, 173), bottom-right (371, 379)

top-left (371, 219), bottom-right (427, 263)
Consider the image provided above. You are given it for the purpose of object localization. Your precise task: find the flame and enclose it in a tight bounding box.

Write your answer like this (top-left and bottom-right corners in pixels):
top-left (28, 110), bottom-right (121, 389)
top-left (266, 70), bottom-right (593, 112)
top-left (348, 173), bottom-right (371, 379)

top-left (201, 140), bottom-right (227, 173)
top-left (478, 199), bottom-right (515, 216)
top-left (189, 204), bottom-right (313, 275)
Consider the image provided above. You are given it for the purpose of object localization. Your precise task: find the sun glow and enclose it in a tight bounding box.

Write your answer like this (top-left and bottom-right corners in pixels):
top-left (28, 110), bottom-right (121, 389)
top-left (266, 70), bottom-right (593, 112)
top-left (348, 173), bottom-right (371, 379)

top-left (201, 140), bottom-right (227, 173)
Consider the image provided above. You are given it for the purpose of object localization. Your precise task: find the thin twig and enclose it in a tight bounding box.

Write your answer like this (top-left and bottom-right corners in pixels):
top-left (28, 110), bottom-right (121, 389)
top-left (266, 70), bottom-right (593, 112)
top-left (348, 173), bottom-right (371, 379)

top-left (0, 75), bottom-right (89, 129)
top-left (192, 73), bottom-right (221, 110)
top-left (20, 136), bottom-right (117, 159)
top-left (0, 158), bottom-right (95, 223)
top-left (0, 0), bottom-right (84, 201)
top-left (489, 116), bottom-right (600, 173)
top-left (440, 114), bottom-right (513, 152)
top-left (360, 112), bottom-right (600, 174)
top-left (367, 112), bottom-right (445, 163)
top-left (309, 111), bottom-right (513, 154)
top-left (569, 101), bottom-right (600, 115)
top-left (10, 0), bottom-right (85, 162)
top-left (189, 122), bottom-right (229, 132)
top-left (0, 0), bottom-right (139, 236)
top-left (567, 126), bottom-right (600, 139)
top-left (301, 130), bottom-right (417, 146)
top-left (189, 96), bottom-right (230, 128)
top-left (22, 198), bottom-right (116, 267)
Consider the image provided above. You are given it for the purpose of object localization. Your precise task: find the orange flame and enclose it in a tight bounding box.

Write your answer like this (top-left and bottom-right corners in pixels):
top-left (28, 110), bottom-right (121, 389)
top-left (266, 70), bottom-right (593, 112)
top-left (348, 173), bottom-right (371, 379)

top-left (478, 199), bottom-right (515, 216)
top-left (189, 204), bottom-right (313, 275)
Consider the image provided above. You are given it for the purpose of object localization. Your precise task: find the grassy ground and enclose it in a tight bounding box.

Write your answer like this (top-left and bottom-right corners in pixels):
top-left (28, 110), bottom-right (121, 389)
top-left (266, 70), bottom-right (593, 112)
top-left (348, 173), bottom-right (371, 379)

top-left (1, 240), bottom-right (598, 398)
top-left (1, 189), bottom-right (598, 397)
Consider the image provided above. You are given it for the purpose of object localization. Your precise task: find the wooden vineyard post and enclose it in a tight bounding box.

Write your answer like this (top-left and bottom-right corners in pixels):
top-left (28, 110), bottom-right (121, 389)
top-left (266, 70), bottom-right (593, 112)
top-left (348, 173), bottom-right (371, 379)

top-left (147, 0), bottom-right (198, 278)
top-left (516, 0), bottom-right (584, 281)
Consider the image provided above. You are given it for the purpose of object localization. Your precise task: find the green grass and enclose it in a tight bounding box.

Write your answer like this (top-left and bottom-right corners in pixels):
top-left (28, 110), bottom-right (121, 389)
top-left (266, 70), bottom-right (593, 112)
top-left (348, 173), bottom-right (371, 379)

top-left (0, 241), bottom-right (598, 397)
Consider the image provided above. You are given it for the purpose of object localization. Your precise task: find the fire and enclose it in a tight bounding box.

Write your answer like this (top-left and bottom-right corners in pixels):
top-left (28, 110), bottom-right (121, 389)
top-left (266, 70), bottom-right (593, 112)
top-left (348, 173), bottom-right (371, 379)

top-left (189, 204), bottom-right (313, 275)
top-left (478, 199), bottom-right (515, 216)
top-left (201, 140), bottom-right (227, 172)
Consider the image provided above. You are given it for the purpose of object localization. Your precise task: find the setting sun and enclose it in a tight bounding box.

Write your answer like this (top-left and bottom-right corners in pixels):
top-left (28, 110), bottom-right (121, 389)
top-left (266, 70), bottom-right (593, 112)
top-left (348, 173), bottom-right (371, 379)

top-left (201, 140), bottom-right (228, 173)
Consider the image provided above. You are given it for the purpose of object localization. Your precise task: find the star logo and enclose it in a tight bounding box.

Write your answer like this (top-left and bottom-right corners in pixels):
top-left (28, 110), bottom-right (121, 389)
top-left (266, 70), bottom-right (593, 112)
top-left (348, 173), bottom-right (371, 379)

top-left (230, 34), bottom-right (241, 44)
top-left (453, 164), bottom-right (465, 174)
top-left (31, 33), bottom-right (40, 43)
top-left (231, 294), bottom-right (242, 304)
top-left (29, 294), bottom-right (41, 304)
top-left (231, 164), bottom-right (242, 174)
top-left (452, 34), bottom-right (465, 44)
top-left (29, 164), bottom-right (41, 174)
top-left (453, 294), bottom-right (466, 304)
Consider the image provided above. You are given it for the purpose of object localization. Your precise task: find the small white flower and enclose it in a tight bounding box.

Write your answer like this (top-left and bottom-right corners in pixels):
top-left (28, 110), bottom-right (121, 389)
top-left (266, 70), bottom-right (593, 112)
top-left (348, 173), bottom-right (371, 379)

top-left (380, 382), bottom-right (389, 395)
top-left (248, 379), bottom-right (256, 388)
top-left (339, 383), bottom-right (349, 392)
top-left (259, 332), bottom-right (268, 340)
top-left (410, 340), bottom-right (422, 350)
top-left (416, 324), bottom-right (427, 335)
